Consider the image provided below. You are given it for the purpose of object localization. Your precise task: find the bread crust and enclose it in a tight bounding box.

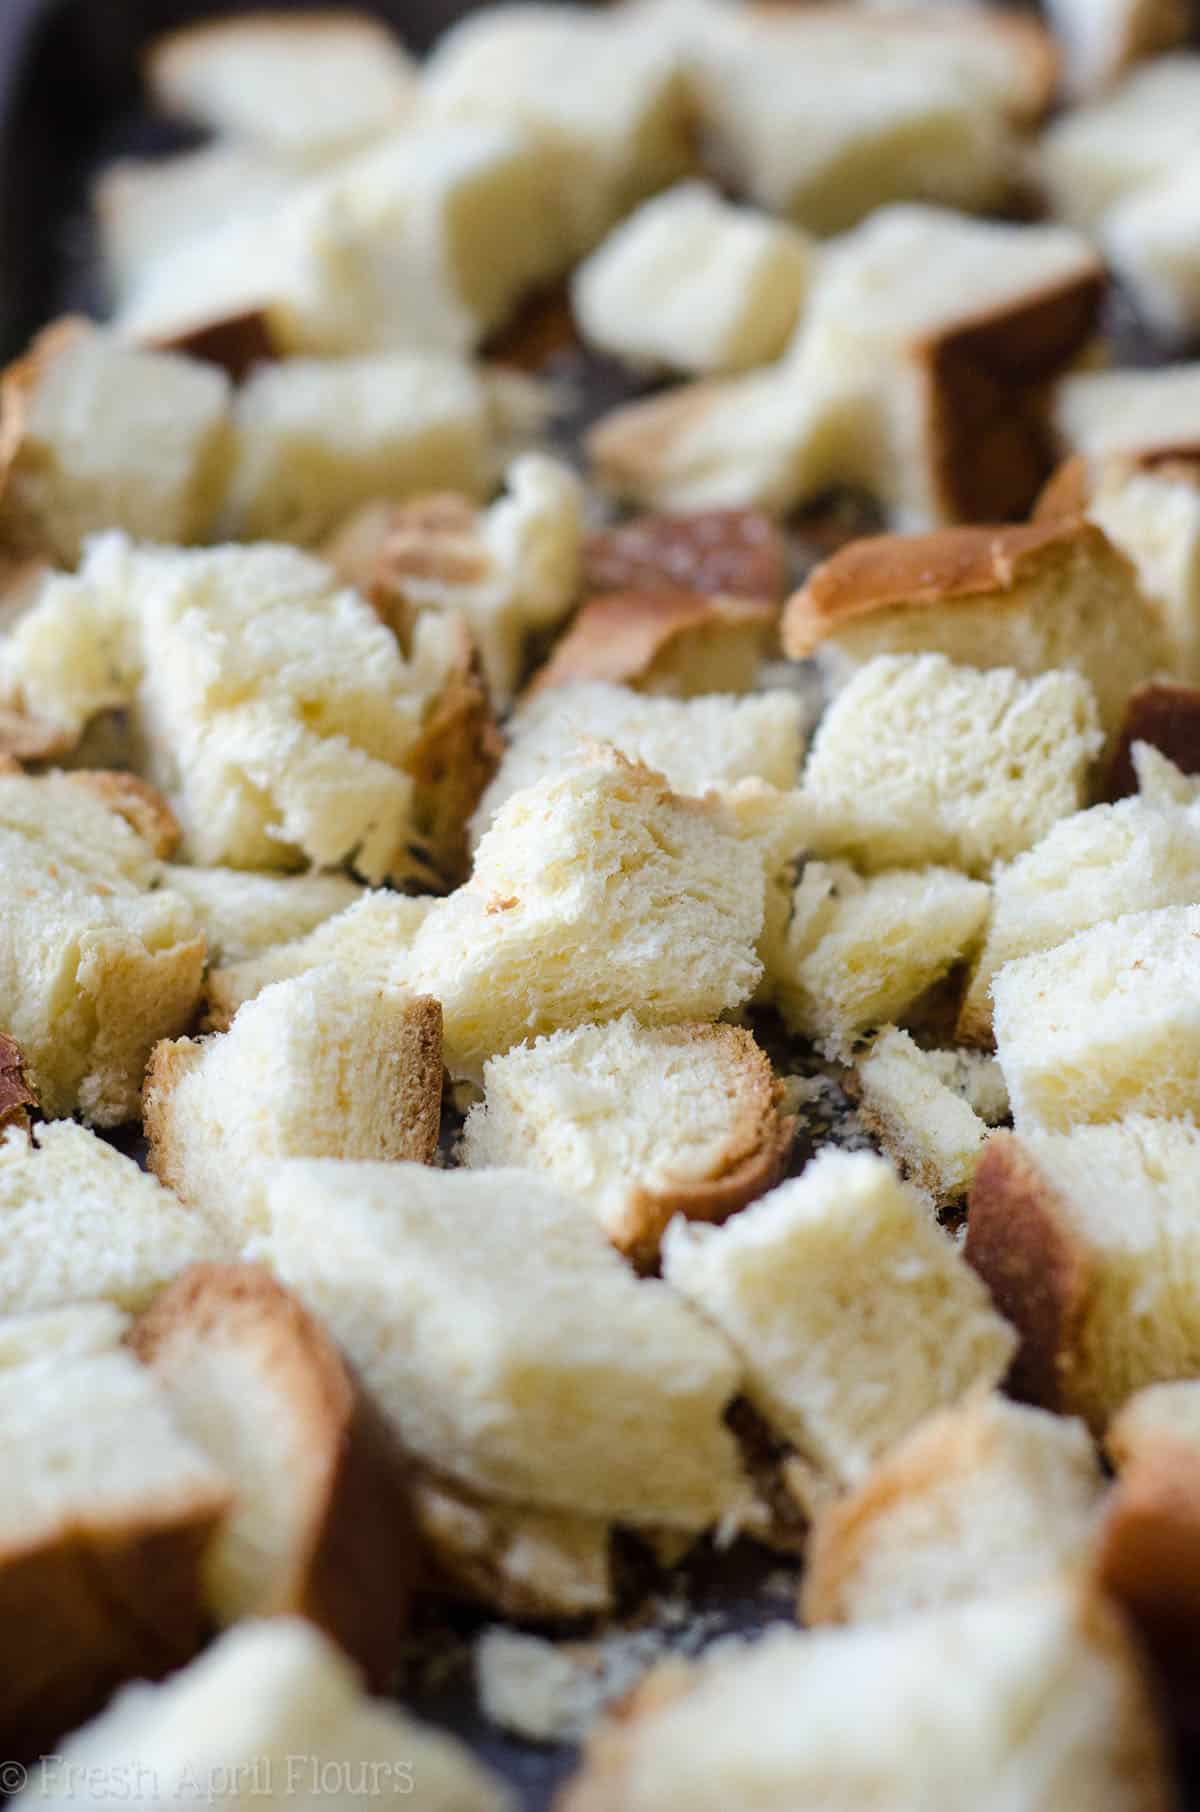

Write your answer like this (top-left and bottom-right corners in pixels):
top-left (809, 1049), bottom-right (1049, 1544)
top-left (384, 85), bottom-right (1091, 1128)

top-left (0, 1034), bottom-right (36, 1137)
top-left (404, 618), bottom-right (503, 889)
top-left (145, 310), bottom-right (277, 382)
top-left (583, 510), bottom-right (788, 604)
top-left (783, 516), bottom-right (1118, 657)
top-left (65, 771), bottom-right (182, 859)
top-left (965, 1132), bottom-right (1092, 1417)
top-left (1108, 681), bottom-right (1200, 801)
top-left (131, 1262), bottom-right (419, 1690)
top-left (525, 589), bottom-right (775, 701)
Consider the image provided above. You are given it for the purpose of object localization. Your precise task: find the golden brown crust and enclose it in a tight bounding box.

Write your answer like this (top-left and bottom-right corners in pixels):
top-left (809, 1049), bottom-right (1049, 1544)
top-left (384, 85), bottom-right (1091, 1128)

top-left (965, 1132), bottom-right (1092, 1418)
top-left (145, 310), bottom-right (278, 382)
top-left (412, 1472), bottom-right (614, 1621)
top-left (584, 510), bottom-right (789, 604)
top-left (782, 515), bottom-right (1110, 657)
top-left (1034, 455), bottom-right (1093, 522)
top-left (525, 589), bottom-right (775, 700)
top-left (0, 1467), bottom-right (228, 1762)
top-left (0, 1034), bottom-right (36, 1138)
top-left (65, 771), bottom-right (182, 858)
top-left (1108, 681), bottom-right (1200, 801)
top-left (404, 619), bottom-right (503, 889)
top-left (141, 1038), bottom-right (204, 1197)
top-left (132, 1262), bottom-right (419, 1690)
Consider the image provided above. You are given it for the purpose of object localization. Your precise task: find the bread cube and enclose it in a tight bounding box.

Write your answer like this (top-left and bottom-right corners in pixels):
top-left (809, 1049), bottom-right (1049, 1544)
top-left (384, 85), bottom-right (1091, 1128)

top-left (13, 1620), bottom-right (509, 1812)
top-left (855, 1026), bottom-right (990, 1207)
top-left (803, 1394), bottom-right (1105, 1627)
top-left (144, 971), bottom-right (443, 1242)
top-left (1044, 0), bottom-right (1190, 97)
top-left (461, 1016), bottom-right (793, 1265)
top-left (1080, 463), bottom-right (1200, 682)
top-left (560, 1581), bottom-right (1170, 1812)
top-left (992, 904), bottom-right (1200, 1130)
top-left (404, 752), bottom-right (801, 1080)
top-left (0, 768), bottom-right (205, 1123)
top-left (783, 517), bottom-right (1164, 736)
top-left (1041, 53), bottom-right (1200, 229)
top-left (1055, 363), bottom-right (1200, 466)
top-left (252, 1159), bottom-right (747, 1530)
top-left (415, 1475), bottom-right (613, 1621)
top-left (959, 798), bottom-right (1200, 1044)
top-left (0, 1324), bottom-right (230, 1761)
top-left (572, 182), bottom-right (814, 376)
top-left (159, 866), bottom-right (364, 966)
top-left (0, 319), bottom-right (231, 563)
top-left (133, 1264), bottom-right (418, 1687)
top-left (146, 12), bottom-right (418, 157)
top-left (526, 589), bottom-right (777, 701)
top-left (663, 1150), bottom-right (1015, 1492)
top-left (769, 862), bottom-right (990, 1058)
top-left (967, 1119), bottom-right (1200, 1429)
top-left (470, 681), bottom-right (807, 846)
top-left (0, 1120), bottom-right (227, 1317)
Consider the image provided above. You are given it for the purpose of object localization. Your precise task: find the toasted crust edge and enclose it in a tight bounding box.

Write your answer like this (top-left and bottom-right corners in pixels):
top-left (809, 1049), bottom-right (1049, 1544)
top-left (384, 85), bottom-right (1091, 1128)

top-left (1108, 681), bottom-right (1200, 801)
top-left (525, 589), bottom-right (775, 700)
top-left (0, 1034), bottom-right (37, 1139)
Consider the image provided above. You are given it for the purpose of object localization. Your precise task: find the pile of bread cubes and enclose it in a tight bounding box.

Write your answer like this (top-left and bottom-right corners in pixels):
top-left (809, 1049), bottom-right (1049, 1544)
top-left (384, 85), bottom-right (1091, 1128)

top-left (3, 0), bottom-right (1200, 1805)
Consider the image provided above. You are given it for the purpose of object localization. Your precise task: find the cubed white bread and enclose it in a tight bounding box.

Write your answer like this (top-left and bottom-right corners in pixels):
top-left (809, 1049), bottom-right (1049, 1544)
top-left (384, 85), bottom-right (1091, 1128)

top-left (223, 353), bottom-right (503, 546)
top-left (662, 1150), bottom-right (1014, 1492)
top-left (1099, 1380), bottom-right (1200, 1707)
top-left (0, 1120), bottom-right (228, 1317)
top-left (1040, 53), bottom-right (1200, 229)
top-left (204, 892), bottom-right (434, 1030)
top-left (801, 654), bottom-right (1103, 877)
top-left (571, 182), bottom-right (815, 376)
top-left (132, 1263), bottom-right (418, 1687)
top-left (118, 123), bottom-right (558, 359)
top-left (0, 319), bottom-right (231, 563)
top-left (1044, 0), bottom-right (1190, 96)
top-left (146, 12), bottom-right (418, 157)
top-left (158, 867), bottom-right (364, 966)
top-left (967, 1119), bottom-right (1200, 1431)
top-left (524, 589), bottom-right (776, 701)
top-left (802, 1393), bottom-right (1105, 1627)
top-left (589, 206), bottom-right (1103, 526)
top-left (0, 768), bottom-right (205, 1124)
top-left (560, 1582), bottom-right (1172, 1812)
top-left (1080, 462), bottom-right (1200, 682)
top-left (94, 144), bottom-right (299, 306)
top-left (783, 517), bottom-right (1164, 736)
top-left (959, 797), bottom-right (1200, 1044)
top-left (768, 862), bottom-right (990, 1059)
top-left (13, 1619), bottom-right (510, 1812)
top-left (401, 752), bottom-right (805, 1081)
top-left (1104, 154), bottom-right (1200, 345)
top-left (469, 681), bottom-right (807, 847)
top-left (460, 1016), bottom-right (792, 1265)
top-left (414, 1476), bottom-right (613, 1621)
top-left (855, 1026), bottom-right (990, 1207)
top-left (1055, 364), bottom-right (1200, 467)
top-left (144, 970), bottom-right (443, 1243)
top-left (423, 2), bottom-right (695, 256)
top-left (0, 1330), bottom-right (230, 1761)
top-left (251, 1160), bottom-right (747, 1530)
top-left (688, 6), bottom-right (1053, 233)
top-left (5, 534), bottom-right (488, 884)
top-left (992, 904), bottom-right (1200, 1131)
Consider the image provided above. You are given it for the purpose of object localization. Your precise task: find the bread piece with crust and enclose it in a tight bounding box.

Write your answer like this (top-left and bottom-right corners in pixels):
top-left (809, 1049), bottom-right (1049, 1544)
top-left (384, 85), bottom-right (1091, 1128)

top-left (413, 1476), bottom-right (613, 1621)
top-left (783, 518), bottom-right (1163, 735)
top-left (992, 904), bottom-right (1200, 1131)
top-left (251, 1160), bottom-right (748, 1531)
top-left (0, 1321), bottom-right (231, 1762)
top-left (1055, 364), bottom-right (1200, 468)
top-left (0, 1036), bottom-right (35, 1139)
top-left (132, 1263), bottom-right (417, 1687)
top-left (1110, 683), bottom-right (1200, 797)
top-left (470, 682), bottom-right (807, 846)
top-left (11, 1618), bottom-right (511, 1812)
top-left (967, 1120), bottom-right (1200, 1431)
top-left (854, 1026), bottom-right (989, 1207)
top-left (0, 1119), bottom-right (228, 1318)
top-left (526, 590), bottom-right (775, 700)
top-left (159, 867), bottom-right (364, 967)
top-left (663, 1150), bottom-right (1015, 1493)
top-left (801, 653), bottom-right (1103, 876)
top-left (145, 969), bottom-right (441, 1243)
top-left (1044, 0), bottom-right (1190, 97)
top-left (0, 767), bottom-right (205, 1124)
top-left (145, 11), bottom-right (417, 158)
top-left (0, 319), bottom-right (231, 564)
top-left (802, 1393), bottom-right (1105, 1628)
top-left (959, 797), bottom-right (1200, 1045)
top-left (1041, 53), bottom-right (1200, 229)
top-left (583, 507), bottom-right (788, 602)
top-left (769, 862), bottom-right (989, 1059)
top-left (461, 1016), bottom-right (793, 1266)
